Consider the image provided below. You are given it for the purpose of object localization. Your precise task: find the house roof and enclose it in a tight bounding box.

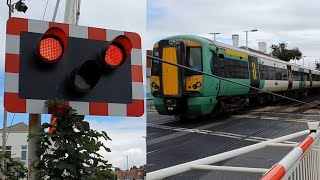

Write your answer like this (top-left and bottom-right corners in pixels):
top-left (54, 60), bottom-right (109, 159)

top-left (0, 122), bottom-right (28, 133)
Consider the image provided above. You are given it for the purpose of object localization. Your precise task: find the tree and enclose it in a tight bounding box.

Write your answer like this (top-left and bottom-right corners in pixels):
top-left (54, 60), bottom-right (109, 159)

top-left (270, 43), bottom-right (303, 62)
top-left (0, 152), bottom-right (27, 180)
top-left (30, 99), bottom-right (113, 180)
top-left (316, 62), bottom-right (320, 71)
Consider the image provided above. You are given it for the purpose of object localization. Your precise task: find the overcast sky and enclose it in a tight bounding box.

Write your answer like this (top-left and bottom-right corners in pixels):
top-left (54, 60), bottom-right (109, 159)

top-left (147, 0), bottom-right (320, 69)
top-left (0, 0), bottom-right (146, 170)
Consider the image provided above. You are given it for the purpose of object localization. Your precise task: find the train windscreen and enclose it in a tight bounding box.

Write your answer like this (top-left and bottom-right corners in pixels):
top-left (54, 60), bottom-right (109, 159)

top-left (186, 47), bottom-right (202, 75)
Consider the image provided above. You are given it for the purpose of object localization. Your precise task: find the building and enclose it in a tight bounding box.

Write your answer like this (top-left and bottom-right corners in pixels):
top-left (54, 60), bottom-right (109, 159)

top-left (116, 165), bottom-right (146, 180)
top-left (0, 122), bottom-right (28, 166)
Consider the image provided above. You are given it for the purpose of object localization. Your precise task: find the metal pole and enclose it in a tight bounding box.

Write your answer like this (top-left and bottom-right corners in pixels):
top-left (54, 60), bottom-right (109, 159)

top-left (2, 1), bottom-right (11, 179)
top-left (64, 0), bottom-right (79, 25)
top-left (76, 0), bottom-right (81, 25)
top-left (126, 155), bottom-right (129, 179)
top-left (1, 111), bottom-right (7, 180)
top-left (7, 0), bottom-right (12, 18)
top-left (52, 0), bottom-right (60, 22)
top-left (246, 31), bottom-right (248, 51)
top-left (28, 114), bottom-right (41, 180)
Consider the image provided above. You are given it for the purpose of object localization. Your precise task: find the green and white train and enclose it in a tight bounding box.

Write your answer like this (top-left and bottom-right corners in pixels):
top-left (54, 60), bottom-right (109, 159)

top-left (150, 35), bottom-right (320, 118)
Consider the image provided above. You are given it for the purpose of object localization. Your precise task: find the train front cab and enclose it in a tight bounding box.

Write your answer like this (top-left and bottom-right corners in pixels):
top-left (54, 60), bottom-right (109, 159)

top-left (150, 38), bottom-right (218, 116)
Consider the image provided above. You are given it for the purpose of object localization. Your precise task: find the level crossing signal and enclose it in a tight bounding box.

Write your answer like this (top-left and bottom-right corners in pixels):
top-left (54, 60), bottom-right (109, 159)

top-left (4, 18), bottom-right (144, 117)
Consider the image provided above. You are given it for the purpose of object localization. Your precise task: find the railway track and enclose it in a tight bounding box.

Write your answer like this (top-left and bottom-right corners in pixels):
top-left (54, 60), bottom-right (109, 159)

top-left (253, 94), bottom-right (320, 114)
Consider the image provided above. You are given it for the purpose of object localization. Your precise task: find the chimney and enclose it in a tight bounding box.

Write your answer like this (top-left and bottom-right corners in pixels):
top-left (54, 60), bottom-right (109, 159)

top-left (232, 34), bottom-right (239, 47)
top-left (258, 42), bottom-right (267, 53)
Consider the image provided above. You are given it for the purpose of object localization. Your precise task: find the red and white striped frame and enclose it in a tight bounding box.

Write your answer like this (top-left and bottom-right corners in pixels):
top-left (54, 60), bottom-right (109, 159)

top-left (4, 17), bottom-right (144, 117)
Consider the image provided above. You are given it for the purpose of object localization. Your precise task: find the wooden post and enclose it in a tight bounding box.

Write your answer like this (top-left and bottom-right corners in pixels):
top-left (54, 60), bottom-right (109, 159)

top-left (28, 114), bottom-right (41, 180)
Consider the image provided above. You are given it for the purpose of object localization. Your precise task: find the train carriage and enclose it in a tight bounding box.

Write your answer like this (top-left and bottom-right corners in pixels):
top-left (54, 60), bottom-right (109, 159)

top-left (150, 35), bottom-right (320, 118)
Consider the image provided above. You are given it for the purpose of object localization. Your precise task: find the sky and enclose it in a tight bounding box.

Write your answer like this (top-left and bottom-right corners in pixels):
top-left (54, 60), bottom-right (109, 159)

top-left (146, 0), bottom-right (320, 69)
top-left (0, 0), bottom-right (146, 170)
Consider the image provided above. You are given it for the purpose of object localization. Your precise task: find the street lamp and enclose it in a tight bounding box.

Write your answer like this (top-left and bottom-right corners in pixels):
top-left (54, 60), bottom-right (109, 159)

top-left (209, 32), bottom-right (220, 41)
top-left (125, 155), bottom-right (129, 180)
top-left (302, 56), bottom-right (306, 67)
top-left (244, 29), bottom-right (258, 51)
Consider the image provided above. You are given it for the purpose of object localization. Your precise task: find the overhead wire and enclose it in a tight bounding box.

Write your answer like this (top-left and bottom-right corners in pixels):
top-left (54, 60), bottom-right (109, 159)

top-left (42, 0), bottom-right (49, 20)
top-left (3, 113), bottom-right (15, 152)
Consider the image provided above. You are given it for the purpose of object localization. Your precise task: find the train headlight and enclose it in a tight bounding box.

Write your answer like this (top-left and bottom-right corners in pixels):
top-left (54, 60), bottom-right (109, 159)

top-left (196, 82), bottom-right (202, 87)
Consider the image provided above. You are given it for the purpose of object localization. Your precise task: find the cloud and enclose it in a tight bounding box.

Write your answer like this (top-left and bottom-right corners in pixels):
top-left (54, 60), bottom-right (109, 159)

top-left (147, 0), bottom-right (320, 69)
top-left (88, 118), bottom-right (146, 170)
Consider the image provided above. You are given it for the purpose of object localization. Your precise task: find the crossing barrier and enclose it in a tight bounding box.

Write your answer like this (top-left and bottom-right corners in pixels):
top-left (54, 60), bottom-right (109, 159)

top-left (147, 122), bottom-right (320, 180)
top-left (261, 122), bottom-right (320, 180)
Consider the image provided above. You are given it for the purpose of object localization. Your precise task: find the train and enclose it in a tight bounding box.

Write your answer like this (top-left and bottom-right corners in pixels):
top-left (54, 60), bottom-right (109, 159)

top-left (150, 35), bottom-right (320, 119)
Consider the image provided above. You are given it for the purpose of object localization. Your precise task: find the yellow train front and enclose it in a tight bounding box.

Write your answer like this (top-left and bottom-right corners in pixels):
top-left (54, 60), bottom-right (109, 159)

top-left (150, 35), bottom-right (320, 119)
top-left (150, 36), bottom-right (218, 118)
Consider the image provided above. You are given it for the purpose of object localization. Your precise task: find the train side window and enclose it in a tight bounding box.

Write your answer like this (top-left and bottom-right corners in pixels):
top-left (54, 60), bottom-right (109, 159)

top-left (151, 60), bottom-right (160, 76)
top-left (275, 72), bottom-right (282, 80)
top-left (268, 67), bottom-right (276, 80)
top-left (210, 53), bottom-right (220, 76)
top-left (292, 71), bottom-right (299, 81)
top-left (305, 72), bottom-right (309, 81)
top-left (225, 59), bottom-right (249, 79)
top-left (282, 69), bottom-right (288, 80)
top-left (259, 65), bottom-right (269, 80)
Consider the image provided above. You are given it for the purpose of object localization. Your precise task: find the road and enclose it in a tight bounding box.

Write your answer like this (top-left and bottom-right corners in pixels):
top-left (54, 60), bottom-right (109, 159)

top-left (146, 111), bottom-right (320, 179)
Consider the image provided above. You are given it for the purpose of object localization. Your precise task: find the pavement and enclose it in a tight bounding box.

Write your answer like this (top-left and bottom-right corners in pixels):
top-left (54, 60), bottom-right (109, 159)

top-left (146, 111), bottom-right (319, 179)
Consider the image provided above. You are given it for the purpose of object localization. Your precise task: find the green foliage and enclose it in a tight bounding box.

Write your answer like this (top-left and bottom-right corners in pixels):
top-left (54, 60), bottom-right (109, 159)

top-left (30, 99), bottom-right (113, 180)
top-left (316, 62), bottom-right (320, 71)
top-left (0, 152), bottom-right (27, 180)
top-left (270, 43), bottom-right (303, 62)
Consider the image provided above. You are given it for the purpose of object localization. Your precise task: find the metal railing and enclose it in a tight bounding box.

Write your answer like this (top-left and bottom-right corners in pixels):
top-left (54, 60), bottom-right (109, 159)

top-left (147, 98), bottom-right (156, 112)
top-left (261, 122), bottom-right (320, 180)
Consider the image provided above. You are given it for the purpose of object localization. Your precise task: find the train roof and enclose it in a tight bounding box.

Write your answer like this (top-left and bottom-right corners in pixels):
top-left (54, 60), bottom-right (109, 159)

top-left (162, 35), bottom-right (320, 74)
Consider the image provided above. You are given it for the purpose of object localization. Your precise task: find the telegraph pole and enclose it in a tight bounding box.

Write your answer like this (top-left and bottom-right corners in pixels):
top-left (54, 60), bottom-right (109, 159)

top-left (2, 1), bottom-right (12, 179)
top-left (28, 1), bottom-right (81, 179)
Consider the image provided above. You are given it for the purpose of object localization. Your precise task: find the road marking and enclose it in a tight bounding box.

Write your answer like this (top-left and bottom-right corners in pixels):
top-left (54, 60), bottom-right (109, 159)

top-left (231, 115), bottom-right (259, 119)
top-left (147, 121), bottom-right (226, 146)
top-left (147, 123), bottom-right (297, 150)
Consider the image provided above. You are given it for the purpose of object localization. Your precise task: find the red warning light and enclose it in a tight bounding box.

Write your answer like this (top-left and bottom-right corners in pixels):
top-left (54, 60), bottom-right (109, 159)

top-left (99, 35), bottom-right (132, 69)
top-left (36, 27), bottom-right (68, 63)
top-left (105, 45), bottom-right (124, 66)
top-left (39, 37), bottom-right (63, 62)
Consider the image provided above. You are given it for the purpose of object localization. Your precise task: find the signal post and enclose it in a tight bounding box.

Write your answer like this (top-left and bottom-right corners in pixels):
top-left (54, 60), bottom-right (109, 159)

top-left (4, 16), bottom-right (143, 179)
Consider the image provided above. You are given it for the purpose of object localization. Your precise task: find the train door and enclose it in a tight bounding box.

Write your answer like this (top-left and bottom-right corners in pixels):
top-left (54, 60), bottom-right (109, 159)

top-left (216, 49), bottom-right (228, 96)
top-left (287, 65), bottom-right (292, 90)
top-left (299, 68), bottom-right (305, 89)
top-left (248, 56), bottom-right (260, 93)
top-left (309, 70), bottom-right (313, 88)
top-left (158, 40), bottom-right (186, 96)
